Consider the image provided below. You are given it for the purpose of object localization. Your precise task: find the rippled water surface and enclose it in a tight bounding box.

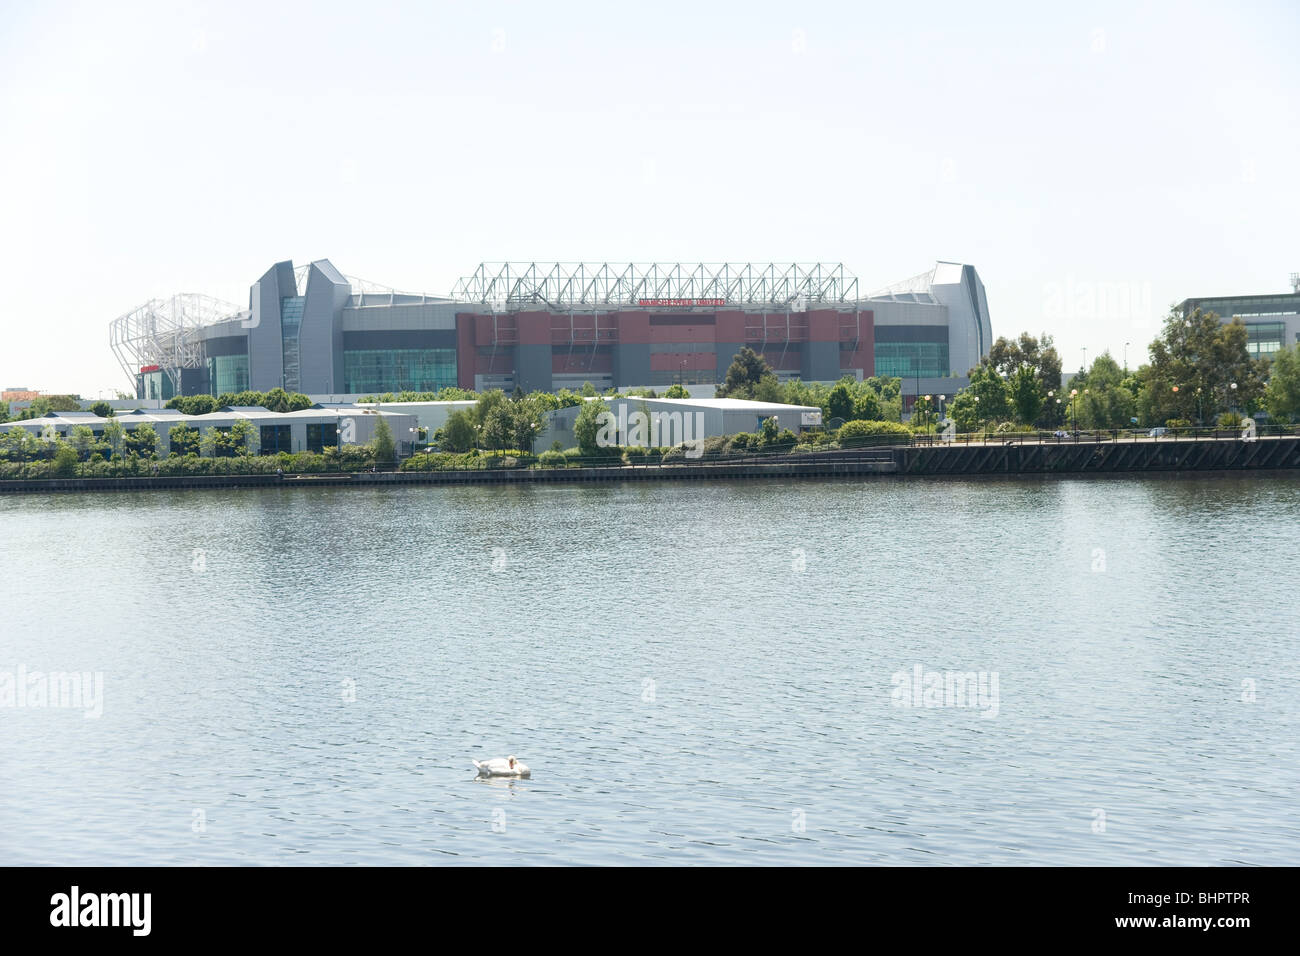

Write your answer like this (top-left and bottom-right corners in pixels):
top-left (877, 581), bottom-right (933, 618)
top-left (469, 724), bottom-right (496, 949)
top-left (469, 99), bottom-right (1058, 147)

top-left (1, 476), bottom-right (1298, 865)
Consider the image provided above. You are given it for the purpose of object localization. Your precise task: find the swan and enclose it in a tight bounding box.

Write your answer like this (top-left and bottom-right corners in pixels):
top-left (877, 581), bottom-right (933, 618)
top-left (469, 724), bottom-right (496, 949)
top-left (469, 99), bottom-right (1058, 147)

top-left (472, 755), bottom-right (530, 778)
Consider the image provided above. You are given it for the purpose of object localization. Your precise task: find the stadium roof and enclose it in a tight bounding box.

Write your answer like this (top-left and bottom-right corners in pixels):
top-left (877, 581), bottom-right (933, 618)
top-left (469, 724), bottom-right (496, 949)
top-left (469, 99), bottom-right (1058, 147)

top-left (450, 262), bottom-right (860, 308)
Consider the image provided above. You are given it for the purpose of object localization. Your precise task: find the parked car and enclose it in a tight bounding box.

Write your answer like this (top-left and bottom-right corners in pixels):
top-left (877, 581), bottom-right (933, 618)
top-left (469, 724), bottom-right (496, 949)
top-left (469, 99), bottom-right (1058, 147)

top-left (1147, 427), bottom-right (1169, 438)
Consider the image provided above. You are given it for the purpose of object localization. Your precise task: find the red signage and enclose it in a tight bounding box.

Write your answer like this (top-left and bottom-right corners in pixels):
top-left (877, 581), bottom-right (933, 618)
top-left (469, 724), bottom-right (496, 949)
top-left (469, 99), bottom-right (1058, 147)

top-left (139, 365), bottom-right (161, 373)
top-left (638, 298), bottom-right (726, 308)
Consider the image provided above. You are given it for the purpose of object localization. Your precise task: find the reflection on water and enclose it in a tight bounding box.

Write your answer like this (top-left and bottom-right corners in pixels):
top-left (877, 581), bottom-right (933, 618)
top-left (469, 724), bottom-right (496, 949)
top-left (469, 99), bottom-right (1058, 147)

top-left (1, 475), bottom-right (1297, 864)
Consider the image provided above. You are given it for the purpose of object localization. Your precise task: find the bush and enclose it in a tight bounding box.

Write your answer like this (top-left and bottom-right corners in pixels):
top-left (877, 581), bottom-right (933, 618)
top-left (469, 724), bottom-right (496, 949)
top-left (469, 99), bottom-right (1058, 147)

top-left (1165, 418), bottom-right (1193, 435)
top-left (400, 451), bottom-right (488, 472)
top-left (538, 449), bottom-right (568, 468)
top-left (1217, 412), bottom-right (1243, 428)
top-left (52, 443), bottom-right (79, 477)
top-left (837, 420), bottom-right (912, 445)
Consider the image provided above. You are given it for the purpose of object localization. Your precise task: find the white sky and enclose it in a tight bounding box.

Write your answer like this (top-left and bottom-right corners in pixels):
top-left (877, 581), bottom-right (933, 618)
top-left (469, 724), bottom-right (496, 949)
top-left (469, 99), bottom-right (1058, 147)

top-left (2, 0), bottom-right (1297, 396)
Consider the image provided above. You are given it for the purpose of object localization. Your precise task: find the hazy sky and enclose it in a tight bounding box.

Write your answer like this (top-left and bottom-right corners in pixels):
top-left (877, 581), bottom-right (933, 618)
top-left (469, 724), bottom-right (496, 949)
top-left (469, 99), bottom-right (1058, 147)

top-left (2, 0), bottom-right (1297, 396)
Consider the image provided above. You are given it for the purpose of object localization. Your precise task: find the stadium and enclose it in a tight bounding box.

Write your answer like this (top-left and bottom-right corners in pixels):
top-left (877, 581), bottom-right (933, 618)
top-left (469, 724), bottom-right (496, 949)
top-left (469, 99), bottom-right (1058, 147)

top-left (110, 259), bottom-right (993, 405)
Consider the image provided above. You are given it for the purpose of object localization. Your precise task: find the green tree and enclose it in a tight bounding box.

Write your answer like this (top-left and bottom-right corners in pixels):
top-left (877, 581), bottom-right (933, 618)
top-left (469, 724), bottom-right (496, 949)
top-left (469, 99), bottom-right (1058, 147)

top-left (167, 423), bottom-right (200, 457)
top-left (229, 419), bottom-right (256, 456)
top-left (663, 383), bottom-right (690, 399)
top-left (482, 405), bottom-right (513, 452)
top-left (440, 410), bottom-right (478, 452)
top-left (510, 400), bottom-right (541, 453)
top-left (261, 387), bottom-right (292, 413)
top-left (716, 347), bottom-right (779, 399)
top-left (1073, 352), bottom-right (1136, 428)
top-left (102, 418), bottom-right (125, 458)
top-left (125, 423), bottom-right (159, 458)
top-left (53, 442), bottom-right (79, 477)
top-left (371, 415), bottom-right (396, 464)
top-left (1136, 308), bottom-right (1264, 425)
top-left (69, 425), bottom-right (95, 457)
top-left (1008, 365), bottom-right (1044, 425)
top-left (963, 364), bottom-right (1012, 423)
top-left (827, 382), bottom-right (854, 422)
top-left (983, 332), bottom-right (1063, 393)
top-left (90, 401), bottom-right (113, 418)
top-left (853, 389), bottom-right (883, 421)
top-left (573, 399), bottom-right (607, 454)
top-left (1264, 344), bottom-right (1300, 422)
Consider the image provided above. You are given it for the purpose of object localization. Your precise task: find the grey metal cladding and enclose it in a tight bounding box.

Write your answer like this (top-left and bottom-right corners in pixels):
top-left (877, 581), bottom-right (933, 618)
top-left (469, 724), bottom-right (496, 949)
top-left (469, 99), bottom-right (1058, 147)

top-left (247, 261), bottom-right (295, 391)
top-left (515, 344), bottom-right (552, 394)
top-left (203, 335), bottom-right (249, 358)
top-left (614, 343), bottom-right (651, 387)
top-left (875, 325), bottom-right (951, 343)
top-left (299, 259), bottom-right (351, 393)
top-left (342, 330), bottom-right (458, 350)
top-left (801, 340), bottom-right (840, 380)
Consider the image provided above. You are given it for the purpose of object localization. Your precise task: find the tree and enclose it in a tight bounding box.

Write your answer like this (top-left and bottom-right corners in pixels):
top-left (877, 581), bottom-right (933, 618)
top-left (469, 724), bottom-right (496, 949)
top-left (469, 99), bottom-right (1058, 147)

top-left (716, 347), bottom-right (779, 399)
top-left (53, 442), bottom-right (79, 477)
top-left (69, 425), bottom-right (95, 457)
top-left (125, 423), bottom-right (159, 458)
top-left (853, 389), bottom-right (883, 422)
top-left (1073, 352), bottom-right (1136, 429)
top-left (1136, 308), bottom-right (1264, 425)
top-left (229, 420), bottom-right (256, 456)
top-left (167, 423), bottom-right (200, 457)
top-left (510, 400), bottom-right (541, 453)
top-left (1265, 344), bottom-right (1300, 422)
top-left (573, 399), bottom-right (607, 454)
top-left (261, 387), bottom-right (292, 413)
top-left (90, 401), bottom-right (113, 418)
top-left (827, 382), bottom-right (854, 422)
top-left (663, 383), bottom-right (690, 399)
top-left (983, 332), bottom-right (1063, 393)
top-left (482, 405), bottom-right (513, 452)
top-left (1008, 365), bottom-right (1044, 425)
top-left (440, 410), bottom-right (478, 452)
top-left (102, 418), bottom-right (124, 458)
top-left (371, 415), bottom-right (396, 464)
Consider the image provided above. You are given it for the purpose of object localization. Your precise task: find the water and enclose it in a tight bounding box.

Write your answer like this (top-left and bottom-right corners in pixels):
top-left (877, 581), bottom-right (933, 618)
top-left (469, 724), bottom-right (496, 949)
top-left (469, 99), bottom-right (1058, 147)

top-left (1, 476), bottom-right (1297, 865)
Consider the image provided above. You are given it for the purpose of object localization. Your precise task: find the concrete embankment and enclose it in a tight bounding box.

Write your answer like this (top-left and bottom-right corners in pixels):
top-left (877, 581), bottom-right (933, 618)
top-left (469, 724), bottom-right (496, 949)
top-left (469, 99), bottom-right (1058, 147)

top-left (1, 437), bottom-right (1296, 494)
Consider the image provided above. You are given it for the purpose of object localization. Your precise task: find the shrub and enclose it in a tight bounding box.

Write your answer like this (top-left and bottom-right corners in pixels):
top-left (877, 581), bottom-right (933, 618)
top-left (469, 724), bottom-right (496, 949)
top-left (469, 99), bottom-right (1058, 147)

top-left (837, 420), bottom-right (912, 446)
top-left (538, 449), bottom-right (567, 468)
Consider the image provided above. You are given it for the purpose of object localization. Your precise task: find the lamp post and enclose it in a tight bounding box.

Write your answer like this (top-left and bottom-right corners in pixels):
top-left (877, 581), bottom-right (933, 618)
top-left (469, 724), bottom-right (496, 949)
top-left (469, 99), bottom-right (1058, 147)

top-left (1070, 388), bottom-right (1079, 432)
top-left (923, 394), bottom-right (932, 433)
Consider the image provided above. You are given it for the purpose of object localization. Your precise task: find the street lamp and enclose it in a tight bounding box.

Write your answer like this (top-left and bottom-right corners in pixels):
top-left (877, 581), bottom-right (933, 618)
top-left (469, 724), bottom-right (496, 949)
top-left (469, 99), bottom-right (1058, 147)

top-left (1070, 388), bottom-right (1079, 431)
top-left (923, 394), bottom-right (932, 432)
top-left (1123, 342), bottom-right (1131, 373)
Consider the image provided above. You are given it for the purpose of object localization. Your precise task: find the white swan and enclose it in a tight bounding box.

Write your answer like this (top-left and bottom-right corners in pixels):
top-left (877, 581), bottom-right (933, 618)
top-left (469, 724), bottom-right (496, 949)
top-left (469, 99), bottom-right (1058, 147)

top-left (472, 755), bottom-right (530, 778)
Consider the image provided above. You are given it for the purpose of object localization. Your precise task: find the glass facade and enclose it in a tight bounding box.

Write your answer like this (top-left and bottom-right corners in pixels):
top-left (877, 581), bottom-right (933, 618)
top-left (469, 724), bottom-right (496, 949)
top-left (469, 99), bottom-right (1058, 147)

top-left (260, 425), bottom-right (291, 455)
top-left (874, 342), bottom-right (951, 378)
top-left (207, 354), bottom-right (249, 396)
top-left (1243, 321), bottom-right (1286, 358)
top-left (306, 423), bottom-right (337, 453)
top-left (280, 296), bottom-right (305, 392)
top-left (137, 370), bottom-right (174, 401)
top-left (343, 348), bottom-right (457, 393)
